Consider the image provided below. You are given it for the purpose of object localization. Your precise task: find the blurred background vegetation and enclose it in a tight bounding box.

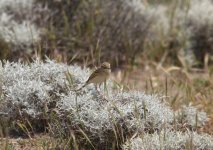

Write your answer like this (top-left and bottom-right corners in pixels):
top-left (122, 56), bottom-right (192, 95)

top-left (0, 0), bottom-right (212, 69)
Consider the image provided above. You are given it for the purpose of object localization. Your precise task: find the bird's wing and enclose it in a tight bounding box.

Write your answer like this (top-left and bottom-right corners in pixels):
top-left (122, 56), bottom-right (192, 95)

top-left (86, 68), bottom-right (103, 83)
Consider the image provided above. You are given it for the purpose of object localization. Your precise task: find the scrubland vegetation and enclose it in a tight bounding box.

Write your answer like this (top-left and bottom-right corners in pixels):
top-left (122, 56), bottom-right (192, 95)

top-left (0, 0), bottom-right (213, 149)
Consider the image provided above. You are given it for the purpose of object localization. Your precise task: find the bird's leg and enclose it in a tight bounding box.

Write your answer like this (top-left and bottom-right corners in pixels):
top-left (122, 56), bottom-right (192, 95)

top-left (94, 84), bottom-right (101, 95)
top-left (102, 80), bottom-right (109, 100)
top-left (98, 83), bottom-right (107, 101)
top-left (104, 80), bottom-right (108, 95)
top-left (98, 83), bottom-right (101, 91)
top-left (97, 83), bottom-right (102, 94)
top-left (95, 84), bottom-right (98, 91)
top-left (95, 84), bottom-right (101, 93)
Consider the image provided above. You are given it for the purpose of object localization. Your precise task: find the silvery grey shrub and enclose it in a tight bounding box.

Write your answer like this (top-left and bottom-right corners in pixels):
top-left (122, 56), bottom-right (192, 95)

top-left (0, 0), bottom-right (40, 51)
top-left (123, 129), bottom-right (213, 150)
top-left (0, 59), bottom-right (211, 145)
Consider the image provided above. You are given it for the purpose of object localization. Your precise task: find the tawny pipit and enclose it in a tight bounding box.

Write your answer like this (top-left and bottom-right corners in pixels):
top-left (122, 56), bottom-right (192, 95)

top-left (76, 62), bottom-right (111, 91)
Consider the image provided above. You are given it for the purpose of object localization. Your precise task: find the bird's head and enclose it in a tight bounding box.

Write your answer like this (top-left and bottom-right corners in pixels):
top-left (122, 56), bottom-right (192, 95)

top-left (101, 62), bottom-right (111, 69)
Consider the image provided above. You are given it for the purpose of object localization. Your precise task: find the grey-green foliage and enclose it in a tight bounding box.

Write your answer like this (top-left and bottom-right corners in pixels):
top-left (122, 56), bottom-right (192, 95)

top-left (1, 59), bottom-right (173, 135)
top-left (0, 0), bottom-right (40, 51)
top-left (176, 105), bottom-right (208, 127)
top-left (58, 90), bottom-right (174, 136)
top-left (123, 129), bottom-right (213, 150)
top-left (1, 60), bottom-right (77, 117)
top-left (0, 59), bottom-right (210, 145)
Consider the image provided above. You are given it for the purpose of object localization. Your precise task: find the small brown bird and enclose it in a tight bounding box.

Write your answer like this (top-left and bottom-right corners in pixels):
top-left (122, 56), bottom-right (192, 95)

top-left (76, 62), bottom-right (111, 91)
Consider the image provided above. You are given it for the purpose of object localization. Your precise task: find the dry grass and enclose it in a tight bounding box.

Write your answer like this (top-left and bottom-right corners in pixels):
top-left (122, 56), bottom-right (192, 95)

top-left (0, 134), bottom-right (70, 150)
top-left (116, 61), bottom-right (213, 134)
